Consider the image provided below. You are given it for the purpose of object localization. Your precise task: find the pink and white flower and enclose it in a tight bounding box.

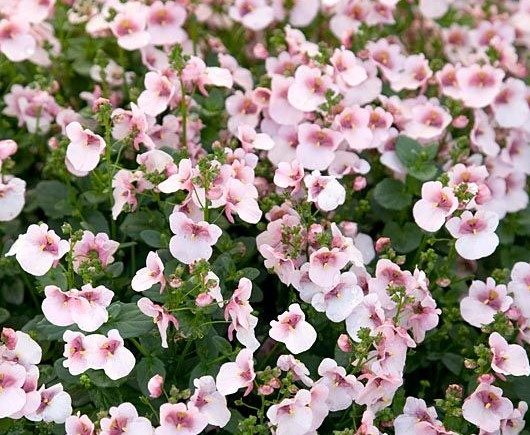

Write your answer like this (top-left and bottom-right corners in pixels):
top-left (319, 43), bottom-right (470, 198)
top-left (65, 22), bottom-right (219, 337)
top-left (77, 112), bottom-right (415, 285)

top-left (169, 211), bottom-right (222, 264)
top-left (316, 358), bottom-right (362, 411)
top-left (413, 181), bottom-right (458, 232)
top-left (100, 403), bottom-right (153, 435)
top-left (305, 171), bottom-right (346, 212)
top-left (445, 210), bottom-right (500, 260)
top-left (189, 375), bottom-right (231, 428)
top-left (460, 278), bottom-right (512, 327)
top-left (0, 176), bottom-right (26, 222)
top-left (155, 402), bottom-right (207, 435)
top-left (489, 332), bottom-right (530, 377)
top-left (288, 65), bottom-right (333, 112)
top-left (137, 297), bottom-right (179, 349)
top-left (6, 223), bottom-right (69, 276)
top-left (132, 251), bottom-right (166, 292)
top-left (65, 122), bottom-right (106, 173)
top-left (269, 303), bottom-right (317, 354)
top-left (216, 348), bottom-right (255, 396)
top-left (455, 64), bottom-right (505, 109)
top-left (308, 247), bottom-right (349, 288)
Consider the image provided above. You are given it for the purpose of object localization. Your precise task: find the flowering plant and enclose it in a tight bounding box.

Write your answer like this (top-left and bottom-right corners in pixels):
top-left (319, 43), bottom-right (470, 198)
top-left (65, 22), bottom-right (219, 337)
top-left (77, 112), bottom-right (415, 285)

top-left (0, 0), bottom-right (529, 434)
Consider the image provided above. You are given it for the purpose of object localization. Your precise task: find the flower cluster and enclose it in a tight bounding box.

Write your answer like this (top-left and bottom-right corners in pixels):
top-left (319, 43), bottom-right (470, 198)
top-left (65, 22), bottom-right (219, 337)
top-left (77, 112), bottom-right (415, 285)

top-left (0, 0), bottom-right (528, 434)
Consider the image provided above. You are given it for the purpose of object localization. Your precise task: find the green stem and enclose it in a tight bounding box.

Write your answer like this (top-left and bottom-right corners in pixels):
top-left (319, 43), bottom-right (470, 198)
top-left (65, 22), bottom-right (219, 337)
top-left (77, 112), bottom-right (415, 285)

top-left (130, 338), bottom-right (149, 357)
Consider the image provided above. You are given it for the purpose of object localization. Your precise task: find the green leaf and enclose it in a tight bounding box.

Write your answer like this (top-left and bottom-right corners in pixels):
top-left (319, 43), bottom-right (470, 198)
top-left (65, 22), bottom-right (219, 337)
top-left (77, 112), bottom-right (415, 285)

top-left (383, 222), bottom-right (422, 253)
top-left (82, 210), bottom-right (110, 234)
top-left (33, 180), bottom-right (73, 218)
top-left (36, 317), bottom-right (73, 341)
top-left (106, 262), bottom-right (124, 278)
top-left (36, 267), bottom-right (68, 291)
top-left (101, 302), bottom-right (154, 338)
top-left (442, 353), bottom-right (463, 375)
top-left (121, 211), bottom-right (166, 239)
top-left (396, 136), bottom-right (439, 181)
top-left (0, 308), bottom-right (10, 324)
top-left (373, 179), bottom-right (412, 210)
top-left (140, 230), bottom-right (164, 248)
top-left (136, 357), bottom-right (166, 396)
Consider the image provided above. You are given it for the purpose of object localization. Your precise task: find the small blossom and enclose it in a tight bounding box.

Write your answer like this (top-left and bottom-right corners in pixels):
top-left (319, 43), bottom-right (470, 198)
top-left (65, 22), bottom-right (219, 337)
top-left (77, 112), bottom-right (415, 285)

top-left (269, 303), bottom-right (317, 354)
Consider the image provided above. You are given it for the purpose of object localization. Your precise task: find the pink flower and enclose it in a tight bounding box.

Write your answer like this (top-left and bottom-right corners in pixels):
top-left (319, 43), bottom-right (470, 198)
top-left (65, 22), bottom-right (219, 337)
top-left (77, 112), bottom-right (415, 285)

top-left (456, 64), bottom-right (505, 108)
top-left (216, 348), bottom-right (255, 396)
top-left (148, 374), bottom-right (164, 399)
top-left (305, 171), bottom-right (346, 212)
top-left (156, 402), bottom-right (207, 435)
top-left (288, 65), bottom-right (333, 112)
top-left (268, 75), bottom-right (304, 126)
top-left (112, 103), bottom-right (154, 150)
top-left (137, 297), bottom-right (179, 349)
top-left (509, 262), bottom-right (530, 318)
top-left (146, 1), bottom-right (187, 45)
top-left (394, 396), bottom-right (448, 435)
top-left (311, 271), bottom-right (364, 322)
top-left (316, 358), bottom-right (362, 411)
top-left (26, 383), bottom-right (72, 424)
top-left (90, 329), bottom-right (136, 380)
top-left (277, 355), bottom-right (314, 387)
top-left (333, 106), bottom-right (373, 151)
top-left (65, 122), bottom-right (106, 172)
top-left (72, 231), bottom-right (119, 272)
top-left (132, 251), bottom-right (166, 292)
top-left (137, 72), bottom-right (175, 117)
top-left (308, 247), bottom-right (349, 288)
top-left (492, 78), bottom-right (529, 128)
top-left (112, 169), bottom-right (148, 219)
top-left (274, 160), bottom-right (305, 193)
top-left (403, 103), bottom-right (452, 140)
top-left (169, 211), bottom-right (222, 264)
top-left (346, 293), bottom-right (386, 341)
top-left (6, 223), bottom-right (69, 276)
top-left (0, 176), bottom-right (26, 222)
top-left (462, 382), bottom-right (513, 433)
top-left (100, 403), bottom-right (153, 435)
top-left (296, 123), bottom-right (342, 171)
top-left (413, 181), bottom-right (458, 232)
top-left (269, 303), bottom-right (317, 354)
top-left (445, 210), bottom-right (500, 260)
top-left (0, 139), bottom-right (18, 167)
top-left (266, 388), bottom-right (313, 435)
top-left (0, 362), bottom-right (27, 418)
top-left (223, 178), bottom-right (262, 224)
top-left (225, 90), bottom-right (260, 134)
top-left (331, 48), bottom-right (368, 88)
top-left (237, 125), bottom-right (274, 151)
top-left (0, 19), bottom-right (36, 62)
top-left (228, 0), bottom-right (274, 31)
top-left (65, 414), bottom-right (94, 435)
top-left (489, 332), bottom-right (530, 377)
top-left (62, 331), bottom-right (95, 376)
top-left (460, 278), bottom-right (512, 327)
top-left (189, 375), bottom-right (231, 428)
top-left (110, 3), bottom-right (150, 50)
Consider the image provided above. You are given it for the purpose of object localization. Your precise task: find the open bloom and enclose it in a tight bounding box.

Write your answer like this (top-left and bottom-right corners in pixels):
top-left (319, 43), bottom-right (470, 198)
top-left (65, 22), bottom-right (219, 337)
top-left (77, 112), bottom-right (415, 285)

top-left (316, 358), bottom-right (362, 411)
top-left (6, 223), bottom-right (69, 276)
top-left (110, 3), bottom-right (150, 50)
top-left (0, 362), bottom-right (27, 418)
top-left (462, 382), bottom-right (513, 433)
top-left (455, 64), bottom-right (505, 108)
top-left (305, 171), bottom-right (346, 212)
top-left (26, 383), bottom-right (72, 424)
top-left (413, 181), bottom-right (458, 232)
top-left (100, 403), bottom-right (153, 435)
top-left (509, 262), bottom-right (530, 318)
top-left (72, 231), bottom-right (119, 272)
top-left (445, 210), bottom-right (500, 260)
top-left (137, 72), bottom-right (175, 117)
top-left (296, 123), bottom-right (342, 171)
top-left (308, 248), bottom-right (349, 288)
top-left (394, 396), bottom-right (449, 434)
top-left (132, 251), bottom-right (166, 292)
top-left (146, 1), bottom-right (187, 45)
top-left (65, 122), bottom-right (106, 173)
top-left (0, 19), bottom-right (36, 62)
top-left (90, 329), bottom-right (136, 380)
top-left (460, 278), bottom-right (512, 327)
top-left (65, 414), bottom-right (94, 435)
top-left (137, 297), bottom-right (179, 349)
top-left (489, 332), bottom-right (530, 376)
top-left (269, 303), bottom-right (317, 354)
top-left (288, 65), bottom-right (333, 112)
top-left (228, 0), bottom-right (274, 31)
top-left (189, 375), bottom-right (231, 428)
top-left (216, 348), bottom-right (255, 396)
top-left (156, 402), bottom-right (207, 435)
top-left (266, 388), bottom-right (313, 435)
top-left (0, 176), bottom-right (26, 222)
top-left (169, 211), bottom-right (222, 264)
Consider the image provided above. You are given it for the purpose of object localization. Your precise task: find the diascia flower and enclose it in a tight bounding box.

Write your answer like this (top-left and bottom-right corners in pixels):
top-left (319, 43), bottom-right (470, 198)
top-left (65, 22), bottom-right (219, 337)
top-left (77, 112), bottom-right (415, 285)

top-left (216, 348), bottom-right (255, 396)
top-left (445, 210), bottom-right (500, 260)
top-left (6, 223), bottom-right (69, 276)
top-left (0, 176), bottom-right (26, 222)
top-left (462, 381), bottom-right (513, 433)
top-left (65, 121), bottom-right (106, 173)
top-left (413, 181), bottom-right (458, 232)
top-left (269, 303), bottom-right (317, 354)
top-left (460, 278), bottom-right (512, 327)
top-left (488, 332), bottom-right (530, 377)
top-left (155, 402), bottom-right (207, 435)
top-left (100, 403), bottom-right (153, 435)
top-left (189, 375), bottom-right (231, 428)
top-left (169, 211), bottom-right (222, 264)
top-left (132, 251), bottom-right (166, 292)
top-left (137, 297), bottom-right (179, 349)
